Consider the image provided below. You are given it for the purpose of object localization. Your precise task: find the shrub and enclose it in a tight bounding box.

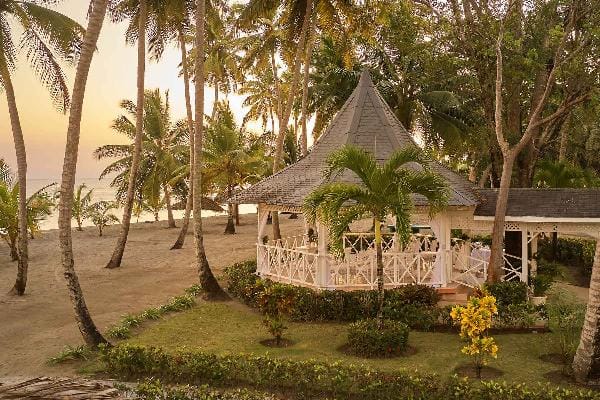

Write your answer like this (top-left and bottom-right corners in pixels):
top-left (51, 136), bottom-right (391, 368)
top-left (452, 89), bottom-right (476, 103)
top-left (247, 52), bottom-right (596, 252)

top-left (382, 303), bottom-right (438, 331)
top-left (257, 284), bottom-right (296, 345)
top-left (531, 274), bottom-right (553, 297)
top-left (104, 344), bottom-right (600, 400)
top-left (134, 379), bottom-right (278, 400)
top-left (347, 319), bottom-right (409, 357)
top-left (451, 293), bottom-right (499, 378)
top-left (537, 237), bottom-right (595, 281)
top-left (225, 260), bottom-right (439, 328)
top-left (485, 281), bottom-right (528, 307)
top-left (546, 291), bottom-right (587, 366)
top-left (492, 303), bottom-right (539, 330)
top-left (48, 345), bottom-right (93, 365)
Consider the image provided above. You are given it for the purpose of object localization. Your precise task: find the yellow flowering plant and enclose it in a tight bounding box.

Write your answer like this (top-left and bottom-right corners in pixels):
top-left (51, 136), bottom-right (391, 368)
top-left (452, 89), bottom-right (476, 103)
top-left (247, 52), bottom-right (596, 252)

top-left (450, 292), bottom-right (499, 378)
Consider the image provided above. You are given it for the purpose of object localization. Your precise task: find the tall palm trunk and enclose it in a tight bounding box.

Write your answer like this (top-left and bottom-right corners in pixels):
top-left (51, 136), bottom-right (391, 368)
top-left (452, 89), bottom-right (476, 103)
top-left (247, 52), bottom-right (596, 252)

top-left (171, 30), bottom-right (195, 250)
top-left (194, 0), bottom-right (228, 300)
top-left (271, 0), bottom-right (313, 240)
top-left (1, 67), bottom-right (28, 295)
top-left (300, 14), bottom-right (316, 157)
top-left (58, 0), bottom-right (110, 347)
top-left (164, 185), bottom-right (176, 228)
top-left (572, 240), bottom-right (600, 385)
top-left (224, 185), bottom-right (235, 234)
top-left (106, 0), bottom-right (147, 269)
top-left (374, 218), bottom-right (384, 328)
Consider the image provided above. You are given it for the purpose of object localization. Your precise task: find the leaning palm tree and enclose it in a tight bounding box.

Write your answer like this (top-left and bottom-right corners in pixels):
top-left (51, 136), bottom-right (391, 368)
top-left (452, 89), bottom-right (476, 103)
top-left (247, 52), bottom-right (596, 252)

top-left (57, 0), bottom-right (110, 347)
top-left (0, 0), bottom-right (85, 295)
top-left (72, 184), bottom-right (94, 231)
top-left (193, 0), bottom-right (227, 299)
top-left (106, 0), bottom-right (149, 269)
top-left (572, 241), bottom-right (600, 384)
top-left (303, 145), bottom-right (448, 326)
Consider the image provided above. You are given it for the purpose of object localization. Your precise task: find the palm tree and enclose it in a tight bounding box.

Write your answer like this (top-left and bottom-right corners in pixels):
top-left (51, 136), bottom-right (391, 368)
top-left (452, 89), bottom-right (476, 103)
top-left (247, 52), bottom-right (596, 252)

top-left (85, 201), bottom-right (120, 237)
top-left (239, 69), bottom-right (279, 136)
top-left (106, 0), bottom-right (149, 269)
top-left (95, 90), bottom-right (187, 227)
top-left (572, 241), bottom-right (600, 384)
top-left (72, 184), bottom-right (94, 231)
top-left (303, 145), bottom-right (448, 326)
top-left (0, 181), bottom-right (55, 262)
top-left (204, 102), bottom-right (264, 234)
top-left (0, 0), bottom-right (85, 295)
top-left (193, 0), bottom-right (227, 299)
top-left (57, 0), bottom-right (110, 348)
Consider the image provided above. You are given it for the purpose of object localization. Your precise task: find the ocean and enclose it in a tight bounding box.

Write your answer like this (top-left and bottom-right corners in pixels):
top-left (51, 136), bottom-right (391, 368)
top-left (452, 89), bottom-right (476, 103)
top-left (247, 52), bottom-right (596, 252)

top-left (27, 178), bottom-right (256, 231)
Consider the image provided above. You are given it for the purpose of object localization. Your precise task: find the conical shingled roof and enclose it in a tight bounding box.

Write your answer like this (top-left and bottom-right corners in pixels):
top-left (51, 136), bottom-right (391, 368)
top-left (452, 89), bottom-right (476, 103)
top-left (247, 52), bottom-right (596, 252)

top-left (231, 70), bottom-right (479, 208)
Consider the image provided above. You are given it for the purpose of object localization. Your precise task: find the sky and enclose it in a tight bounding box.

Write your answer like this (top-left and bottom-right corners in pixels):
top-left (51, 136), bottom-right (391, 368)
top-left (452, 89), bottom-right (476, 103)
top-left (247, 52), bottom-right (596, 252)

top-left (0, 0), bottom-right (253, 180)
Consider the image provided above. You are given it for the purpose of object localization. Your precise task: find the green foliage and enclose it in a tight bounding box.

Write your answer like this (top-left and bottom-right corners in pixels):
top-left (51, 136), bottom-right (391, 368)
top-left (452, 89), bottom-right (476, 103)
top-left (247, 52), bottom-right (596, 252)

top-left (71, 183), bottom-right (93, 230)
top-left (84, 200), bottom-right (119, 236)
top-left (485, 281), bottom-right (528, 308)
top-left (104, 344), bottom-right (600, 400)
top-left (347, 319), bottom-right (409, 357)
top-left (531, 274), bottom-right (553, 297)
top-left (225, 260), bottom-right (440, 328)
top-left (537, 237), bottom-right (595, 281)
top-left (546, 291), bottom-right (587, 365)
top-left (492, 303), bottom-right (539, 330)
top-left (134, 378), bottom-right (278, 400)
top-left (107, 291), bottom-right (199, 340)
top-left (48, 345), bottom-right (93, 365)
top-left (257, 284), bottom-right (296, 344)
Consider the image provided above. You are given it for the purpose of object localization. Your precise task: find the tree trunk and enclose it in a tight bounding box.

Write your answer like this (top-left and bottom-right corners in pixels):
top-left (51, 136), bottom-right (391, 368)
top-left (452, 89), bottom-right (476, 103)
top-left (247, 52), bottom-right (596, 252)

top-left (1, 67), bottom-right (28, 296)
top-left (106, 0), bottom-right (147, 269)
top-left (194, 0), bottom-right (228, 300)
top-left (234, 203), bottom-right (240, 226)
top-left (77, 218), bottom-right (83, 231)
top-left (212, 84), bottom-right (219, 118)
top-left (271, 211), bottom-right (282, 240)
top-left (375, 218), bottom-right (385, 328)
top-left (9, 237), bottom-right (18, 262)
top-left (300, 13), bottom-right (316, 157)
top-left (271, 0), bottom-right (313, 240)
top-left (558, 114), bottom-right (571, 162)
top-left (58, 0), bottom-right (110, 348)
top-left (224, 186), bottom-right (235, 234)
top-left (171, 30), bottom-right (195, 250)
top-left (572, 240), bottom-right (600, 385)
top-left (488, 152), bottom-right (516, 282)
top-left (164, 185), bottom-right (176, 228)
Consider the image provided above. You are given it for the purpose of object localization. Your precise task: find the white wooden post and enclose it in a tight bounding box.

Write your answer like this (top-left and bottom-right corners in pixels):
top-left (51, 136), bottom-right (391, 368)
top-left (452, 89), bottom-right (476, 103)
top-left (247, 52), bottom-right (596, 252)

top-left (430, 214), bottom-right (450, 287)
top-left (257, 204), bottom-right (270, 275)
top-left (316, 222), bottom-right (329, 288)
top-left (530, 232), bottom-right (538, 277)
top-left (521, 227), bottom-right (529, 283)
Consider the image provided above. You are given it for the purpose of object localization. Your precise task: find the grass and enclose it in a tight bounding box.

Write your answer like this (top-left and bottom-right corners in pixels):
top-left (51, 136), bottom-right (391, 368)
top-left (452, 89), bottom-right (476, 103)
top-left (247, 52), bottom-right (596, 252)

top-left (128, 300), bottom-right (565, 384)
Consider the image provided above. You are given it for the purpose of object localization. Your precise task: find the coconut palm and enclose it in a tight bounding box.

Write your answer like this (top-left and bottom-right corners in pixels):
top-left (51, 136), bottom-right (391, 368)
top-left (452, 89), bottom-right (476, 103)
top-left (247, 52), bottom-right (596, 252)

top-left (85, 201), bottom-right (120, 237)
top-left (534, 160), bottom-right (598, 189)
top-left (95, 89), bottom-right (188, 228)
top-left (303, 145), bottom-right (448, 327)
top-left (572, 241), bottom-right (600, 384)
top-left (239, 69), bottom-right (279, 136)
top-left (193, 0), bottom-right (227, 299)
top-left (0, 0), bottom-right (85, 295)
top-left (106, 0), bottom-right (149, 269)
top-left (204, 102), bottom-right (265, 234)
top-left (57, 0), bottom-right (111, 348)
top-left (0, 181), bottom-right (55, 262)
top-left (72, 184), bottom-right (94, 231)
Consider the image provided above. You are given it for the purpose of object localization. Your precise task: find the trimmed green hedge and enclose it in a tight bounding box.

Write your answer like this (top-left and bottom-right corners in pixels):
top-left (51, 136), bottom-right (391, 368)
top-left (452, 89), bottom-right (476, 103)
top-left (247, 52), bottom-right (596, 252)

top-left (225, 260), bottom-right (440, 329)
top-left (104, 344), bottom-right (600, 400)
top-left (134, 379), bottom-right (278, 400)
top-left (347, 319), bottom-right (409, 357)
top-left (538, 237), bottom-right (595, 281)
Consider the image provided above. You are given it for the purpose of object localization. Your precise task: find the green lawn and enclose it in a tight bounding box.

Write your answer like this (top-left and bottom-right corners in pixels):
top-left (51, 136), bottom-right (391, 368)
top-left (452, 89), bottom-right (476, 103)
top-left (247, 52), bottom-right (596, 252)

top-left (128, 300), bottom-right (565, 384)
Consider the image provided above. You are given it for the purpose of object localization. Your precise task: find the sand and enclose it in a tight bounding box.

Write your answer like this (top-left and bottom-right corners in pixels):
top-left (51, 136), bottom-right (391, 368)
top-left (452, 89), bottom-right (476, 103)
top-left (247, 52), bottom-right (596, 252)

top-left (0, 213), bottom-right (304, 378)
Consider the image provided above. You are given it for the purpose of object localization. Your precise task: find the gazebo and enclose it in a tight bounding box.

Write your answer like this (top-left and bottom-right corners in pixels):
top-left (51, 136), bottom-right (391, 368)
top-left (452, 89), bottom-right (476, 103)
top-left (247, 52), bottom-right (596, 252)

top-left (231, 71), bottom-right (600, 291)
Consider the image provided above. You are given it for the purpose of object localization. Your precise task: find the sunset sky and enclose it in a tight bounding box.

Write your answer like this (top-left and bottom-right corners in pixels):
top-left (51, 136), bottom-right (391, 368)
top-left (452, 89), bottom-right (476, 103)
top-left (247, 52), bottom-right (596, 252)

top-left (0, 1), bottom-right (251, 180)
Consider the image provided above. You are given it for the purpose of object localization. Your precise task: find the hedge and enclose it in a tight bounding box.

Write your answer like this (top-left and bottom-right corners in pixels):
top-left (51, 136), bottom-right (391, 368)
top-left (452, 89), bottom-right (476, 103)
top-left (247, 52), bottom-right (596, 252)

top-left (347, 319), bottom-right (409, 357)
top-left (537, 237), bottom-right (595, 280)
top-left (134, 379), bottom-right (279, 400)
top-left (104, 344), bottom-right (600, 400)
top-left (225, 260), bottom-right (440, 329)
top-left (225, 260), bottom-right (542, 331)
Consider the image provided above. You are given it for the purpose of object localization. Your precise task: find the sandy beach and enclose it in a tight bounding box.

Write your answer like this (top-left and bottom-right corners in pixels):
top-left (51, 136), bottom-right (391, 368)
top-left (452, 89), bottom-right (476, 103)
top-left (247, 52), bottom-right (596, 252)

top-left (0, 214), bottom-right (304, 378)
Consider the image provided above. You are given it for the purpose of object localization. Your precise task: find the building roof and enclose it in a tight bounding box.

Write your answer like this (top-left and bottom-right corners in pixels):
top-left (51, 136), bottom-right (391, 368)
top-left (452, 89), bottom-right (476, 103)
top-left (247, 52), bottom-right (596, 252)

top-left (474, 188), bottom-right (600, 219)
top-left (231, 70), bottom-right (479, 208)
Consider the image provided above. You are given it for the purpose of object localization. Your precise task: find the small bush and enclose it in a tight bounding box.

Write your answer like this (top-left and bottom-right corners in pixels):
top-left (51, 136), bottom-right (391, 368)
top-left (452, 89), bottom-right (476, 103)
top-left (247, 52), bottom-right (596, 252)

top-left (546, 291), bottom-right (587, 365)
top-left (537, 237), bottom-right (595, 281)
top-left (347, 319), bottom-right (409, 357)
top-left (485, 281), bottom-right (528, 307)
top-left (48, 345), bottom-right (93, 364)
top-left (134, 378), bottom-right (278, 400)
top-left (257, 283), bottom-right (296, 345)
top-left (531, 274), bottom-right (553, 297)
top-left (492, 303), bottom-right (539, 330)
